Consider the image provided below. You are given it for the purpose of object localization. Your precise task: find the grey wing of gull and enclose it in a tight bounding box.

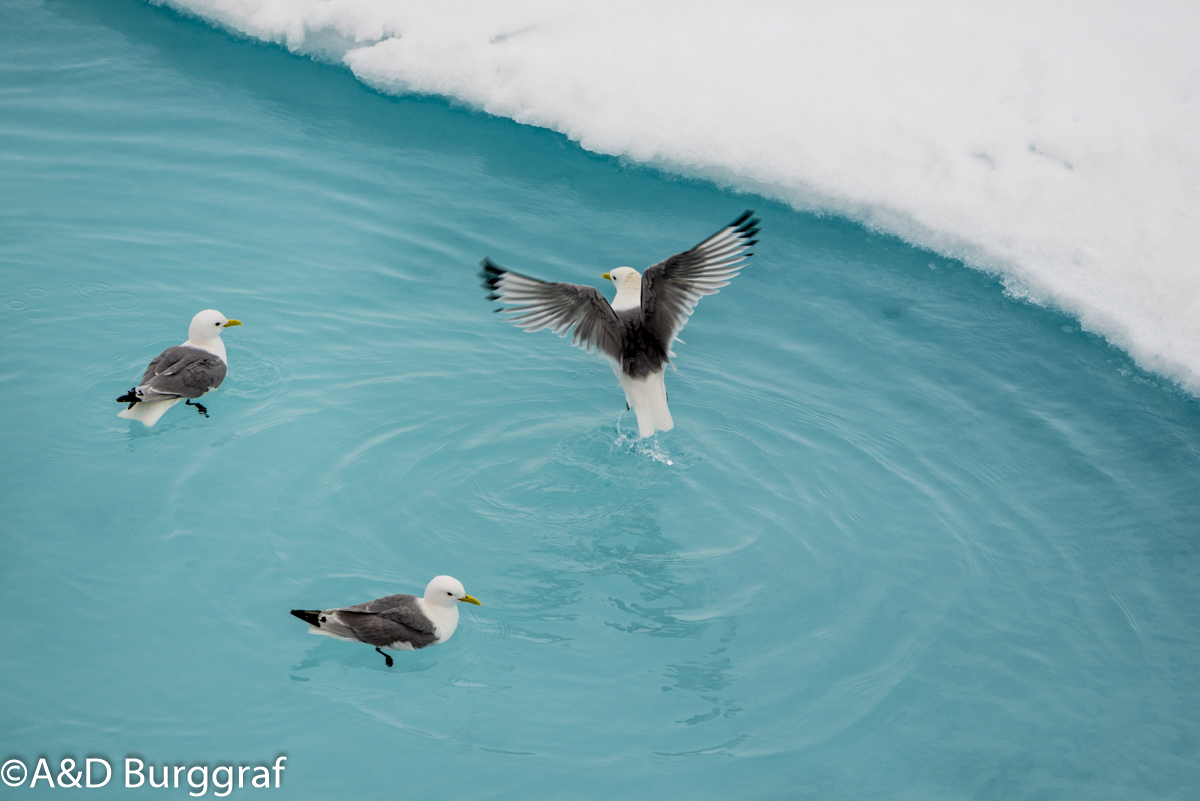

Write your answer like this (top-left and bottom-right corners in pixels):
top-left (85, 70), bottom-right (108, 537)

top-left (641, 210), bottom-right (760, 352)
top-left (480, 258), bottom-right (624, 362)
top-left (137, 346), bottom-right (227, 401)
top-left (327, 594), bottom-right (438, 649)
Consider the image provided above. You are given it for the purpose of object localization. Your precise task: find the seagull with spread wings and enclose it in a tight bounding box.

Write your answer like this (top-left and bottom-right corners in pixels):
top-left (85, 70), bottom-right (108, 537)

top-left (481, 210), bottom-right (760, 438)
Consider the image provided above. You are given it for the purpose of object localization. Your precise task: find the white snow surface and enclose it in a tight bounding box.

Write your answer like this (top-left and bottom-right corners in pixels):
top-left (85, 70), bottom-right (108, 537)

top-left (155, 0), bottom-right (1200, 394)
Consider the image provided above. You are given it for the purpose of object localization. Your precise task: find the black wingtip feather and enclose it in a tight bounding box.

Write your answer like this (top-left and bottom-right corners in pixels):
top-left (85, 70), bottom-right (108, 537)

top-left (291, 609), bottom-right (321, 627)
top-left (480, 258), bottom-right (504, 291)
top-left (116, 388), bottom-right (138, 404)
top-left (732, 209), bottom-right (760, 234)
top-left (731, 209), bottom-right (756, 227)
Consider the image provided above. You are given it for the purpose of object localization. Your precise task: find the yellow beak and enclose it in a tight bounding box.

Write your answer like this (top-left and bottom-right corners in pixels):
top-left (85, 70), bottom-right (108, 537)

top-left (459, 594), bottom-right (482, 606)
top-left (602, 273), bottom-right (611, 279)
top-left (224, 320), bottom-right (242, 327)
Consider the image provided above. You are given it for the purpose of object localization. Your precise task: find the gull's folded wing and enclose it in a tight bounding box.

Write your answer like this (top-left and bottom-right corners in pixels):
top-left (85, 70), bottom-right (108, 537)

top-left (138, 346), bottom-right (227, 401)
top-left (332, 594), bottom-right (438, 649)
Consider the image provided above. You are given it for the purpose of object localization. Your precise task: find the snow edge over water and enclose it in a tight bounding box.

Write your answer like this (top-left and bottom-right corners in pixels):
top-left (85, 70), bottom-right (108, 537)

top-left (152, 0), bottom-right (1200, 395)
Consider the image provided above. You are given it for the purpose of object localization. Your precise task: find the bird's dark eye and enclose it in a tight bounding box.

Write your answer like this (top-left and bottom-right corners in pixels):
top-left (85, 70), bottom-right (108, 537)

top-left (214, 322), bottom-right (220, 326)
top-left (447, 591), bottom-right (452, 595)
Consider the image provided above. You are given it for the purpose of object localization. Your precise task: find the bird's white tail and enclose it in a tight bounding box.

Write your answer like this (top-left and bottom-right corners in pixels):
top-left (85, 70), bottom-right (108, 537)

top-left (616, 368), bottom-right (674, 438)
top-left (117, 398), bottom-right (181, 427)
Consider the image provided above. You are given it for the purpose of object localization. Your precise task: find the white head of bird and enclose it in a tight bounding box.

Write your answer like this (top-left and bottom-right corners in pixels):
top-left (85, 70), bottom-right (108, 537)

top-left (186, 309), bottom-right (241, 359)
top-left (602, 266), bottom-right (642, 311)
top-left (425, 575), bottom-right (482, 608)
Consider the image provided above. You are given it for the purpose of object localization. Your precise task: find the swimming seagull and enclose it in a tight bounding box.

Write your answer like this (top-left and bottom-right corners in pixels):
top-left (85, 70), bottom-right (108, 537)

top-left (290, 576), bottom-right (482, 667)
top-left (481, 210), bottom-right (760, 437)
top-left (116, 309), bottom-right (242, 427)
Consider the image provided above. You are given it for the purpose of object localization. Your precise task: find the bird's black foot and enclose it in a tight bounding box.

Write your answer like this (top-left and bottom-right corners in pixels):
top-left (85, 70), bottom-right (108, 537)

top-left (186, 399), bottom-right (209, 418)
top-left (375, 647), bottom-right (394, 667)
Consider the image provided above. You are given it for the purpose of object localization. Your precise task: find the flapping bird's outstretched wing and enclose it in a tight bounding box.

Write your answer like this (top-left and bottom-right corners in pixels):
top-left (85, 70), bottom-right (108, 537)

top-left (481, 258), bottom-right (624, 362)
top-left (641, 210), bottom-right (760, 351)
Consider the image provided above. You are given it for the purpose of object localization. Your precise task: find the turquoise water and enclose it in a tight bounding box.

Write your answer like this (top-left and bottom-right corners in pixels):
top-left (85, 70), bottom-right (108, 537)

top-left (2, 1), bottom-right (1199, 798)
